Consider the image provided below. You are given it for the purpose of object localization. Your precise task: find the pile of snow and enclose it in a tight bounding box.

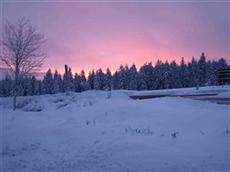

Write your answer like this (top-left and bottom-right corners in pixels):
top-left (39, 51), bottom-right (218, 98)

top-left (0, 88), bottom-right (229, 171)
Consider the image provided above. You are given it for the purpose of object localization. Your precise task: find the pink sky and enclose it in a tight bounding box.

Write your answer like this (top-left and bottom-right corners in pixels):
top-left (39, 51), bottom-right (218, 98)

top-left (1, 1), bottom-right (230, 74)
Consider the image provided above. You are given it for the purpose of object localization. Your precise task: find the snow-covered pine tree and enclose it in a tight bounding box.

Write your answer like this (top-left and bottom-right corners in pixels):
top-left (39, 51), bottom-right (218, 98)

top-left (153, 60), bottom-right (164, 89)
top-left (209, 60), bottom-right (219, 85)
top-left (128, 64), bottom-right (138, 90)
top-left (53, 70), bottom-right (63, 93)
top-left (42, 69), bottom-right (54, 94)
top-left (169, 60), bottom-right (181, 88)
top-left (0, 76), bottom-right (13, 97)
top-left (74, 73), bottom-right (81, 92)
top-left (34, 80), bottom-right (42, 95)
top-left (124, 65), bottom-right (130, 89)
top-left (112, 71), bottom-right (119, 90)
top-left (104, 68), bottom-right (112, 98)
top-left (117, 65), bottom-right (127, 89)
top-left (88, 70), bottom-right (95, 90)
top-left (205, 60), bottom-right (213, 86)
top-left (139, 63), bottom-right (154, 90)
top-left (15, 76), bottom-right (24, 96)
top-left (22, 76), bottom-right (33, 96)
top-left (187, 57), bottom-right (199, 87)
top-left (162, 61), bottom-right (170, 89)
top-left (30, 76), bottom-right (37, 95)
top-left (198, 53), bottom-right (207, 86)
top-left (138, 76), bottom-right (147, 90)
top-left (63, 65), bottom-right (74, 92)
top-left (217, 58), bottom-right (228, 69)
top-left (80, 70), bottom-right (87, 92)
top-left (105, 68), bottom-right (112, 91)
top-left (179, 57), bottom-right (189, 88)
top-left (94, 69), bottom-right (105, 90)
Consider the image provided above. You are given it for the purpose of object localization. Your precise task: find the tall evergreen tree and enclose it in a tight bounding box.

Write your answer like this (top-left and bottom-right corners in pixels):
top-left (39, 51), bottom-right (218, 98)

top-left (94, 69), bottom-right (105, 90)
top-left (112, 71), bottom-right (119, 90)
top-left (0, 76), bottom-right (13, 97)
top-left (88, 70), bottom-right (95, 90)
top-left (117, 65), bottom-right (128, 89)
top-left (139, 63), bottom-right (154, 90)
top-left (74, 73), bottom-right (81, 92)
top-left (169, 60), bottom-right (181, 88)
top-left (42, 69), bottom-right (54, 94)
top-left (105, 68), bottom-right (112, 91)
top-left (128, 64), bottom-right (138, 90)
top-left (217, 58), bottom-right (228, 69)
top-left (153, 60), bottom-right (164, 89)
top-left (34, 80), bottom-right (42, 95)
top-left (63, 65), bottom-right (74, 92)
top-left (30, 76), bottom-right (37, 95)
top-left (179, 57), bottom-right (189, 88)
top-left (80, 70), bottom-right (87, 91)
top-left (162, 61), bottom-right (170, 89)
top-left (198, 53), bottom-right (207, 86)
top-left (188, 57), bottom-right (199, 87)
top-left (53, 70), bottom-right (63, 93)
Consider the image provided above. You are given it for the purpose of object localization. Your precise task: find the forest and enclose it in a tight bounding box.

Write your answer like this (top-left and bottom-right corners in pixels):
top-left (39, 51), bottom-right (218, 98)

top-left (0, 53), bottom-right (229, 97)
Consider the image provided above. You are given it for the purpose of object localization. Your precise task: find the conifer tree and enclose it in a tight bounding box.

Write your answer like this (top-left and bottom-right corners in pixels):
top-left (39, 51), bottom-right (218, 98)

top-left (88, 70), bottom-right (95, 90)
top-left (198, 53), bottom-right (207, 86)
top-left (128, 64), bottom-right (138, 90)
top-left (80, 70), bottom-right (87, 92)
top-left (105, 68), bottom-right (112, 91)
top-left (63, 65), bottom-right (74, 92)
top-left (53, 70), bottom-right (62, 93)
top-left (42, 69), bottom-right (53, 94)
top-left (94, 69), bottom-right (105, 90)
top-left (180, 57), bottom-right (189, 88)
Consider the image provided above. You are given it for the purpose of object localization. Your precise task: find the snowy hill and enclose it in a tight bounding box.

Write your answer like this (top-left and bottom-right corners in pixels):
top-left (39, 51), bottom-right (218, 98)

top-left (0, 87), bottom-right (229, 171)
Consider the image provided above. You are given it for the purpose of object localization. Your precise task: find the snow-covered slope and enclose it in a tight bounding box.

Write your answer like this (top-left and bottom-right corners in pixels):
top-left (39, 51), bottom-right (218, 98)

top-left (0, 89), bottom-right (229, 172)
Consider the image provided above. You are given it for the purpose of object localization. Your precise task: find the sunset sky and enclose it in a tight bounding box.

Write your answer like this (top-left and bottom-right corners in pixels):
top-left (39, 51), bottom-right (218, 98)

top-left (1, 1), bottom-right (229, 74)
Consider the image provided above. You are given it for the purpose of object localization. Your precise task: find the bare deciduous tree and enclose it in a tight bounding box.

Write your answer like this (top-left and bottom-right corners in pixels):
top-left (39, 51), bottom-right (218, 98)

top-left (0, 18), bottom-right (46, 110)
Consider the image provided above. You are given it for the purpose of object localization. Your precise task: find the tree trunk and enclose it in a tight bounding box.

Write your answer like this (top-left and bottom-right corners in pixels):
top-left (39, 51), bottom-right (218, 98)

top-left (13, 69), bottom-right (19, 110)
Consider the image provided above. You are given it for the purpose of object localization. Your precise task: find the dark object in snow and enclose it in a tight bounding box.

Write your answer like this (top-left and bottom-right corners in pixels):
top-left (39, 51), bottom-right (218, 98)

top-left (125, 127), bottom-right (154, 135)
top-left (130, 94), bottom-right (170, 100)
top-left (85, 120), bottom-right (96, 126)
top-left (224, 128), bottom-right (230, 134)
top-left (53, 98), bottom-right (64, 103)
top-left (200, 130), bottom-right (205, 135)
top-left (56, 103), bottom-right (68, 109)
top-left (171, 132), bottom-right (179, 139)
top-left (86, 120), bottom-right (90, 125)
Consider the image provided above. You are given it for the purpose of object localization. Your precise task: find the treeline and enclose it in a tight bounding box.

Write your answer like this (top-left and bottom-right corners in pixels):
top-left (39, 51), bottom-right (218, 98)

top-left (0, 53), bottom-right (229, 97)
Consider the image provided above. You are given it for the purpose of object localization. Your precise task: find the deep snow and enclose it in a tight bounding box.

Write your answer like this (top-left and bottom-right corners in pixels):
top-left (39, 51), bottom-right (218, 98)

top-left (0, 86), bottom-right (230, 172)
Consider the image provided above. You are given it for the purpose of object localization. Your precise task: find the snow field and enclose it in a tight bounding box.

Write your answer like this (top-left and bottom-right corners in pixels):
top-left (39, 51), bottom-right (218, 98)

top-left (0, 88), bottom-right (229, 171)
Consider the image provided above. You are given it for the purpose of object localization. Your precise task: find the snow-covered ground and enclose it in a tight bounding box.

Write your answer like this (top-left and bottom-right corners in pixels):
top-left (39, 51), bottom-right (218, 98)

top-left (0, 86), bottom-right (230, 172)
